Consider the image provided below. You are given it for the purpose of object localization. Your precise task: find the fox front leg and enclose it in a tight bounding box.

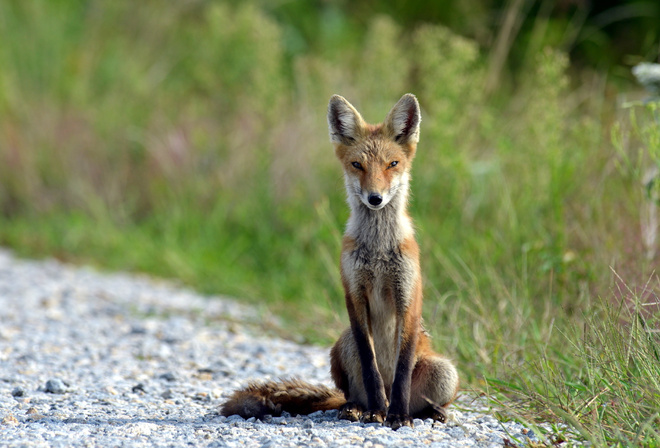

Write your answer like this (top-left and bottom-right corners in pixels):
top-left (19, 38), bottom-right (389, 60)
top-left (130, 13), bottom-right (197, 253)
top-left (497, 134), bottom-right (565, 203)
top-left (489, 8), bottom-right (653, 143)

top-left (346, 296), bottom-right (388, 423)
top-left (384, 285), bottom-right (422, 429)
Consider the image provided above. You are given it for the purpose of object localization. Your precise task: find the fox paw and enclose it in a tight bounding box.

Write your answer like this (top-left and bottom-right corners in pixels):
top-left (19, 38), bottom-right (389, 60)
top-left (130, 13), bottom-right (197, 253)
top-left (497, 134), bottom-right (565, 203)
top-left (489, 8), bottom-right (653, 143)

top-left (338, 402), bottom-right (363, 422)
top-left (429, 406), bottom-right (447, 423)
top-left (360, 410), bottom-right (386, 424)
top-left (416, 402), bottom-right (449, 424)
top-left (384, 413), bottom-right (413, 430)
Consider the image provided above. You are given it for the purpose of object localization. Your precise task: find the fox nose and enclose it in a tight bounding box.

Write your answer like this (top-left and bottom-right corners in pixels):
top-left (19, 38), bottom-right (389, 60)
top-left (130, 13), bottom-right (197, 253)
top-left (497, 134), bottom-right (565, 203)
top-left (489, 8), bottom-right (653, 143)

top-left (368, 193), bottom-right (383, 206)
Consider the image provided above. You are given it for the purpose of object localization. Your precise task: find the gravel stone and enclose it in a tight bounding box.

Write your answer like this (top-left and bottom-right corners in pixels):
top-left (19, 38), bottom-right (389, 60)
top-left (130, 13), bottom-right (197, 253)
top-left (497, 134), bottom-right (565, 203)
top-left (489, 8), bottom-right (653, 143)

top-left (0, 248), bottom-right (580, 446)
top-left (45, 379), bottom-right (67, 394)
top-left (11, 387), bottom-right (25, 397)
top-left (131, 383), bottom-right (147, 394)
top-left (159, 372), bottom-right (177, 382)
top-left (2, 415), bottom-right (19, 426)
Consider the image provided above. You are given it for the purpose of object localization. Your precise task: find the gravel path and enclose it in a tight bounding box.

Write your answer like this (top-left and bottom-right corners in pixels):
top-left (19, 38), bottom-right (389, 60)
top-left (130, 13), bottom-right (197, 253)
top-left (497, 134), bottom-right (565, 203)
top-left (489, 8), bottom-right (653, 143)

top-left (0, 249), bottom-right (546, 447)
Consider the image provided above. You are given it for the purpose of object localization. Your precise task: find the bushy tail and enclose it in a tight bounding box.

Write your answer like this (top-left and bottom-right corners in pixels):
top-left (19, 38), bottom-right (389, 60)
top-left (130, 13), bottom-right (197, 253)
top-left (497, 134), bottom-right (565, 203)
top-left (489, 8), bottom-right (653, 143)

top-left (220, 378), bottom-right (346, 419)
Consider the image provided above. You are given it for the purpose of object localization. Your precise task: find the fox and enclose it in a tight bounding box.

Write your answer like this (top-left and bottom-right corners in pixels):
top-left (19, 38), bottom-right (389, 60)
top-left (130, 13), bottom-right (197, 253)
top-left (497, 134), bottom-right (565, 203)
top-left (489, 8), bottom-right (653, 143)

top-left (221, 94), bottom-right (459, 429)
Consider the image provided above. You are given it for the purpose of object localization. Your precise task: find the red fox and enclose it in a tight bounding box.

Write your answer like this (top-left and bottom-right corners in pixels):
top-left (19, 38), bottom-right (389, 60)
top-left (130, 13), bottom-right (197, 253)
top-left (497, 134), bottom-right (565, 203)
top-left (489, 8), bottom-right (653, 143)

top-left (221, 94), bottom-right (459, 429)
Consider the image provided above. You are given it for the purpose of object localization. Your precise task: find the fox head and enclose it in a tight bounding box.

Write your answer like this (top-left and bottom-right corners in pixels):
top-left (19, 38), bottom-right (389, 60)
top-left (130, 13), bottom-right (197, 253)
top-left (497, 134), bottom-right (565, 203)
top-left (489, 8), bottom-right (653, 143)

top-left (327, 94), bottom-right (421, 211)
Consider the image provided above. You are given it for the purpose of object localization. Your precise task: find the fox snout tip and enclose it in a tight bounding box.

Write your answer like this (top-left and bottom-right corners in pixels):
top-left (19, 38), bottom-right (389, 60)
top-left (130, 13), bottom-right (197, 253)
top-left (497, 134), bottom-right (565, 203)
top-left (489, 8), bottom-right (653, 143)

top-left (368, 193), bottom-right (383, 207)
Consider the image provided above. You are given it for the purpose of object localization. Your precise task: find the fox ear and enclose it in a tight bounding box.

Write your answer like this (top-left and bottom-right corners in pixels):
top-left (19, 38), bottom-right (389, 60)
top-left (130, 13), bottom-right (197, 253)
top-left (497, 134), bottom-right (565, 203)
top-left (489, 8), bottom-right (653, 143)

top-left (327, 95), bottom-right (364, 145)
top-left (385, 93), bottom-right (421, 145)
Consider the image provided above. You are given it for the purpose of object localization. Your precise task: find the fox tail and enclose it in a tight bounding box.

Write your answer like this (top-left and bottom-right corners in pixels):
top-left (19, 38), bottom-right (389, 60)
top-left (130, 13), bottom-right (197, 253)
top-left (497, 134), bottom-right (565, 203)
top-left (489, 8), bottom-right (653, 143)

top-left (220, 378), bottom-right (346, 419)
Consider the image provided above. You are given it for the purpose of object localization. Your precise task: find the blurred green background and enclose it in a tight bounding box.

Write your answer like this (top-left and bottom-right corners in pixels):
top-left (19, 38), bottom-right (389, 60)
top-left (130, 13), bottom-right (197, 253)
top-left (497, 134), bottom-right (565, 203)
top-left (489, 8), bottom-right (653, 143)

top-left (1, 0), bottom-right (660, 444)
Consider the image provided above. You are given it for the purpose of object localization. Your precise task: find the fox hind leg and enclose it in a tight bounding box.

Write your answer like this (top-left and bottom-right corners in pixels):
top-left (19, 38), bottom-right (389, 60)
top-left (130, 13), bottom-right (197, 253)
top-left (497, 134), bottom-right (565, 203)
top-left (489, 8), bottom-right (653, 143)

top-left (414, 400), bottom-right (448, 423)
top-left (331, 329), bottom-right (379, 422)
top-left (409, 354), bottom-right (458, 423)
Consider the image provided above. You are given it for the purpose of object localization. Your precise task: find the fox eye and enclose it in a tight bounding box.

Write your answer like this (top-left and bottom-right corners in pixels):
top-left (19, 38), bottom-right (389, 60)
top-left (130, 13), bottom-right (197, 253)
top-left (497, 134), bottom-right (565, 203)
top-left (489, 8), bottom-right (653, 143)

top-left (389, 161), bottom-right (399, 168)
top-left (351, 162), bottom-right (363, 170)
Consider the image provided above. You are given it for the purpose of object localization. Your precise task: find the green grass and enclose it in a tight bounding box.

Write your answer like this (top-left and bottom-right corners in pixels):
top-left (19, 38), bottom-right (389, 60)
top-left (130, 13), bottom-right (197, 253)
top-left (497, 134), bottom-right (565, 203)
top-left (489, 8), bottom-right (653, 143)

top-left (488, 280), bottom-right (660, 445)
top-left (1, 1), bottom-right (659, 445)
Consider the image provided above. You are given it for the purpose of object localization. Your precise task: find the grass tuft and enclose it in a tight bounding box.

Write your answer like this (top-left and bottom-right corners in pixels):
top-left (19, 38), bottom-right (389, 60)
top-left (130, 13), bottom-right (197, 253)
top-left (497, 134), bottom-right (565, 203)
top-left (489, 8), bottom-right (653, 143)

top-left (490, 273), bottom-right (660, 445)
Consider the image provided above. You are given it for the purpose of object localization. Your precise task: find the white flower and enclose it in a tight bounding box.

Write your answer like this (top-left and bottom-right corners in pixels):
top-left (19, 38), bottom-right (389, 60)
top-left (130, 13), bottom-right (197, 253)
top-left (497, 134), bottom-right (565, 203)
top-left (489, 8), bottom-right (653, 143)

top-left (633, 63), bottom-right (660, 95)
